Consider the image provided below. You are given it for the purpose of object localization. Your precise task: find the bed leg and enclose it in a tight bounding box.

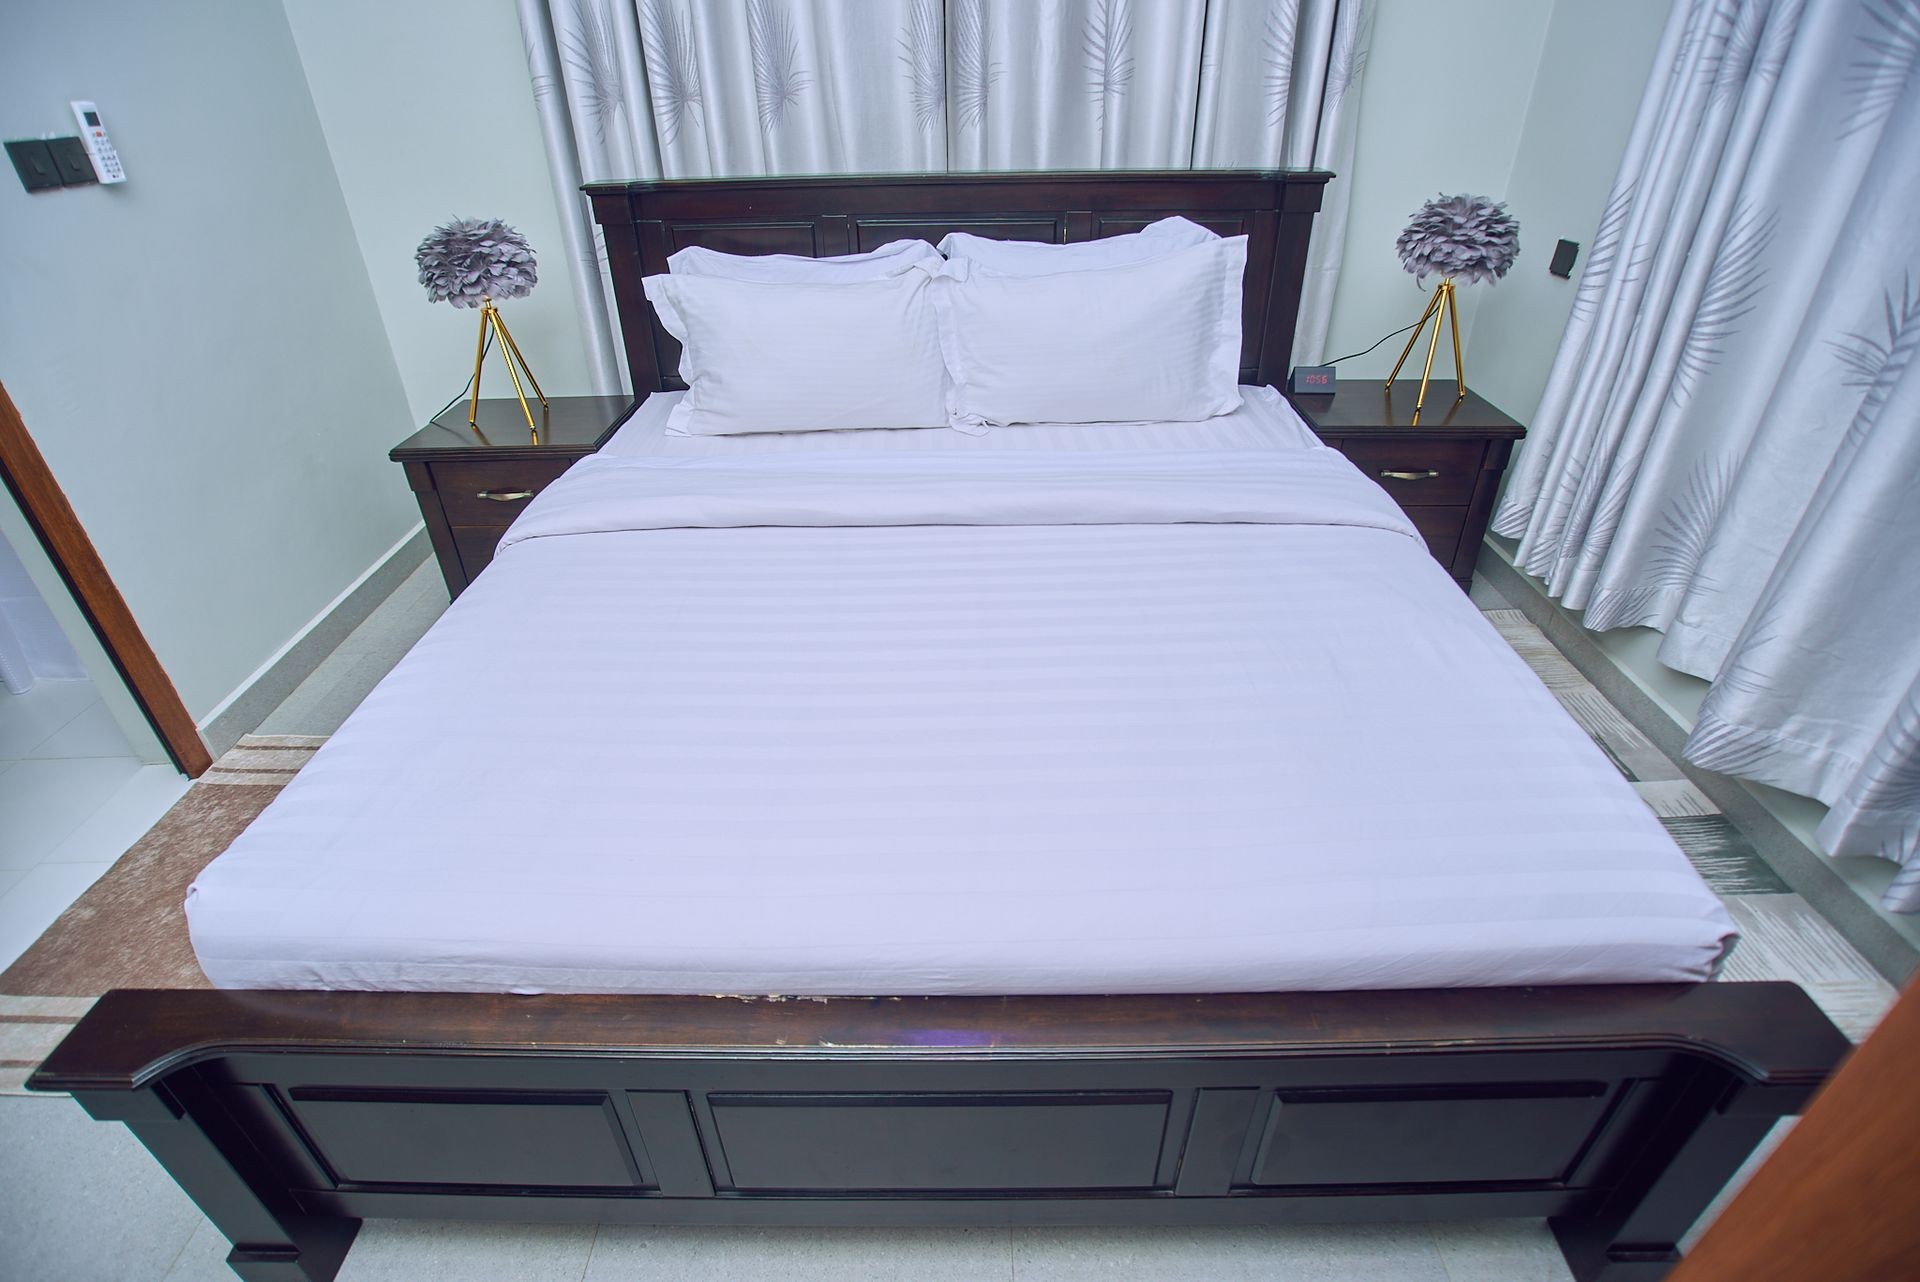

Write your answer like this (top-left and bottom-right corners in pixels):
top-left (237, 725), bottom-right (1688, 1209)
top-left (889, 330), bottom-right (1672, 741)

top-left (71, 1079), bottom-right (359, 1282)
top-left (1550, 1070), bottom-right (1787, 1282)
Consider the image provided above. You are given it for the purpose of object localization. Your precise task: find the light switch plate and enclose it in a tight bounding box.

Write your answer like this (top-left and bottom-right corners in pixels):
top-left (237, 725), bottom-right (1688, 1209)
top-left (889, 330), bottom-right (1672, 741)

top-left (6, 139), bottom-right (61, 192)
top-left (48, 136), bottom-right (98, 186)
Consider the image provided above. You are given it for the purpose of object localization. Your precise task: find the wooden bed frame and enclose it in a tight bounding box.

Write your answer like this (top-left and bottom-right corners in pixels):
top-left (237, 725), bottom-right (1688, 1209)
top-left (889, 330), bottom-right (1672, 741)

top-left (31, 173), bottom-right (1848, 1282)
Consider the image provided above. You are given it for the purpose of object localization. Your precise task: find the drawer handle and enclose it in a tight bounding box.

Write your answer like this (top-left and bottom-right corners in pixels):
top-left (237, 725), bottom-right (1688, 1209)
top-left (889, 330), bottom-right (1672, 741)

top-left (475, 489), bottom-right (535, 502)
top-left (1379, 469), bottom-right (1441, 481)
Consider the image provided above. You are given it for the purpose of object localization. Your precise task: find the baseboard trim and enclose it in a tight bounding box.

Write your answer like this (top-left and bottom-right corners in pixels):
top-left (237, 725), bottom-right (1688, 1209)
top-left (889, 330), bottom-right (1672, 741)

top-left (197, 526), bottom-right (429, 758)
top-left (1477, 539), bottom-right (1919, 984)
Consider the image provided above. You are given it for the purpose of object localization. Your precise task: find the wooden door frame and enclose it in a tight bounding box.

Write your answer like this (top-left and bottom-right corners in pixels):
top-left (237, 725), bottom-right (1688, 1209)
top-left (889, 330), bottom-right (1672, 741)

top-left (0, 380), bottom-right (211, 777)
top-left (1670, 974), bottom-right (1918, 1281)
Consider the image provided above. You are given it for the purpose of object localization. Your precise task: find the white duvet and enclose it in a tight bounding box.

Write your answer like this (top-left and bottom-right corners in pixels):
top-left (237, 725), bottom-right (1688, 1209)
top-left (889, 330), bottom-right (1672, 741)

top-left (187, 396), bottom-right (1735, 994)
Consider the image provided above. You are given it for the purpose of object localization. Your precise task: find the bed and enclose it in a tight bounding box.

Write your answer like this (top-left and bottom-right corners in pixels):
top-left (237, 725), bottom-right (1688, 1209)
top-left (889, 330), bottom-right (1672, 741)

top-left (31, 173), bottom-right (1845, 1282)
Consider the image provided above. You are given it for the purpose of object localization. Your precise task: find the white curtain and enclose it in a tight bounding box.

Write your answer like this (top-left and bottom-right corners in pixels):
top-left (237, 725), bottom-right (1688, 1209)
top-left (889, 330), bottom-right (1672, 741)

top-left (517, 0), bottom-right (1372, 389)
top-left (1493, 0), bottom-right (1920, 910)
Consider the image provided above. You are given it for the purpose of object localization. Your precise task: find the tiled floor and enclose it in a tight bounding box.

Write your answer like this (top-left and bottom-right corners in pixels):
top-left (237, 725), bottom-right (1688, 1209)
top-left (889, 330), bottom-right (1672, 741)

top-left (255, 558), bottom-right (449, 738)
top-left (0, 678), bottom-right (188, 971)
top-left (0, 569), bottom-right (1897, 1281)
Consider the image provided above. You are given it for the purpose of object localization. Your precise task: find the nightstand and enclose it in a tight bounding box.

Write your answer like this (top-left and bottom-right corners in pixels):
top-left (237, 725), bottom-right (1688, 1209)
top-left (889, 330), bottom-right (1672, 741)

top-left (1287, 381), bottom-right (1525, 590)
top-left (391, 395), bottom-right (639, 597)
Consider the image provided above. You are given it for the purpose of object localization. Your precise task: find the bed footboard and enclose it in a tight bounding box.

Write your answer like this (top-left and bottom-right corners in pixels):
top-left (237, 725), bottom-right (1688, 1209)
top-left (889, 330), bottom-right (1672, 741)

top-left (29, 983), bottom-right (1845, 1282)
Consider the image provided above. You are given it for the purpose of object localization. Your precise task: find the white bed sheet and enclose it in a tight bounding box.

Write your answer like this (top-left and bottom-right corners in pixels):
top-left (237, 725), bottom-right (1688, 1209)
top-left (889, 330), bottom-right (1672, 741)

top-left (187, 409), bottom-right (1735, 996)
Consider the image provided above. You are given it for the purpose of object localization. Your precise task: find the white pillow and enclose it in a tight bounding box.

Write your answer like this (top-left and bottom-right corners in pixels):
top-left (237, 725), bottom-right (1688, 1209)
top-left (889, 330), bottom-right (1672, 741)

top-left (642, 272), bottom-right (950, 434)
top-left (931, 236), bottom-right (1247, 429)
top-left (935, 215), bottom-right (1217, 275)
top-left (667, 237), bottom-right (940, 282)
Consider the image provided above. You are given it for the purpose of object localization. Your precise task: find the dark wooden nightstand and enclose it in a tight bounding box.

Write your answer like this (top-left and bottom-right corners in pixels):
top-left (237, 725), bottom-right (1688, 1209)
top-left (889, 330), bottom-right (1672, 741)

top-left (1287, 381), bottom-right (1525, 590)
top-left (392, 395), bottom-right (639, 597)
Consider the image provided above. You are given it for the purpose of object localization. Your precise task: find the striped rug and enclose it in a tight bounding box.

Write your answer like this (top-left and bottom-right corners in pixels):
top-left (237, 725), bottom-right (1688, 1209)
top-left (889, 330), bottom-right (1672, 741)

top-left (0, 735), bottom-right (322, 1094)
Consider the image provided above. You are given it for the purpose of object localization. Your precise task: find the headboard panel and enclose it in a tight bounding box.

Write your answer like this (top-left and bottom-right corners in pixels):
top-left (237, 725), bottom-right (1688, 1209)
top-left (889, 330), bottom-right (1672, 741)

top-left (585, 170), bottom-right (1332, 395)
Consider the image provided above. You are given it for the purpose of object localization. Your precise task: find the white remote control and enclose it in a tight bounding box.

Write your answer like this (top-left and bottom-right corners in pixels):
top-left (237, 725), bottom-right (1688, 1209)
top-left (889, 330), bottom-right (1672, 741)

top-left (69, 100), bottom-right (126, 184)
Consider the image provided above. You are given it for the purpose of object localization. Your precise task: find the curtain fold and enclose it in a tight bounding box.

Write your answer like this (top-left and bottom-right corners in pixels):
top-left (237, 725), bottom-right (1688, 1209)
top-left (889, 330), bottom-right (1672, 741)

top-left (1494, 0), bottom-right (1920, 910)
top-left (522, 0), bottom-right (1373, 391)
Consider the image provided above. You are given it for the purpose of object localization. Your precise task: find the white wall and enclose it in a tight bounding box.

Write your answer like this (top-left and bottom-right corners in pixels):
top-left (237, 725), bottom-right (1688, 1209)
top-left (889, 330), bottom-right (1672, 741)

top-left (282, 0), bottom-right (600, 426)
top-left (1318, 0), bottom-right (1553, 381)
top-left (1466, 0), bottom-right (1671, 420)
top-left (0, 0), bottom-right (418, 721)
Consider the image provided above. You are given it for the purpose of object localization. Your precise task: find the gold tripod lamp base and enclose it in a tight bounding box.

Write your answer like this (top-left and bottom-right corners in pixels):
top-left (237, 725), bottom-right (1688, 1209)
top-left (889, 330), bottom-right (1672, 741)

top-left (467, 297), bottom-right (549, 440)
top-left (1385, 277), bottom-right (1467, 425)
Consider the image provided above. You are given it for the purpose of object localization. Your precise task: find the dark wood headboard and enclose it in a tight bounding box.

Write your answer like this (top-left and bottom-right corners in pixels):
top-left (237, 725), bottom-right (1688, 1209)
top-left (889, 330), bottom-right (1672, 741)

top-left (585, 171), bottom-right (1332, 395)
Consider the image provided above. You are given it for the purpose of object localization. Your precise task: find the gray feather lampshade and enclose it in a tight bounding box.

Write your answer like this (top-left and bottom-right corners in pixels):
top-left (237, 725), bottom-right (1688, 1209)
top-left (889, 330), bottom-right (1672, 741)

top-left (416, 217), bottom-right (548, 432)
top-left (415, 217), bottom-right (538, 308)
top-left (1386, 195), bottom-right (1521, 421)
top-left (1396, 194), bottom-right (1520, 285)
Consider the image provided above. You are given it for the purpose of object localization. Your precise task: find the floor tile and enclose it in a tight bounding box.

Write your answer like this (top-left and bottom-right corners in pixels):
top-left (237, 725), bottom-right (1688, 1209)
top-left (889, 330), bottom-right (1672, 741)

top-left (256, 651), bottom-right (398, 738)
top-left (41, 763), bottom-right (189, 865)
top-left (1552, 688), bottom-right (1684, 783)
top-left (1428, 1220), bottom-right (1574, 1282)
top-left (33, 696), bottom-right (136, 758)
top-left (587, 1225), bottom-right (1013, 1281)
top-left (1468, 577), bottom-right (1512, 611)
top-left (1661, 815), bottom-right (1791, 895)
top-left (0, 1094), bottom-right (210, 1282)
top-left (0, 679), bottom-right (96, 760)
top-left (336, 567), bottom-right (447, 660)
top-left (161, 1220), bottom-right (244, 1281)
top-left (1718, 895), bottom-right (1897, 1040)
top-left (1631, 779), bottom-right (1719, 818)
top-left (1490, 627), bottom-right (1592, 695)
top-left (0, 1015), bottom-right (72, 1064)
top-left (0, 754), bottom-right (144, 870)
top-left (0, 860), bottom-right (114, 971)
top-left (1012, 1224), bottom-right (1448, 1281)
top-left (334, 1219), bottom-right (596, 1282)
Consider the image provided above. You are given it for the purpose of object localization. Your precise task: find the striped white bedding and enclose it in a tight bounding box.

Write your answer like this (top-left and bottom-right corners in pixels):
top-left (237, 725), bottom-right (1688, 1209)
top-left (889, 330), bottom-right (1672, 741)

top-left (186, 390), bottom-right (1736, 994)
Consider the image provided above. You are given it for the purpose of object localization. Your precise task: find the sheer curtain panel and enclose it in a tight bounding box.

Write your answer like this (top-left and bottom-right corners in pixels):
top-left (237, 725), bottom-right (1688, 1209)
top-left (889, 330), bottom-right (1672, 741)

top-left (1492, 0), bottom-right (1920, 909)
top-left (517, 0), bottom-right (1372, 391)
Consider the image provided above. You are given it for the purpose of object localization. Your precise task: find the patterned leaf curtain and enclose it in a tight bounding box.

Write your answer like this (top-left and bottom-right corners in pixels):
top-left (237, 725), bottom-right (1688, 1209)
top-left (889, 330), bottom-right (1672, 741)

top-left (516, 0), bottom-right (1372, 391)
top-left (1493, 0), bottom-right (1920, 910)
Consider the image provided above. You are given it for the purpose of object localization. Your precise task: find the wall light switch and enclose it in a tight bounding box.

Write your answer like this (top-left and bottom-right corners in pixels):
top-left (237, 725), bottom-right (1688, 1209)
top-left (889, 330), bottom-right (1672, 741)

top-left (48, 136), bottom-right (99, 186)
top-left (6, 139), bottom-right (61, 192)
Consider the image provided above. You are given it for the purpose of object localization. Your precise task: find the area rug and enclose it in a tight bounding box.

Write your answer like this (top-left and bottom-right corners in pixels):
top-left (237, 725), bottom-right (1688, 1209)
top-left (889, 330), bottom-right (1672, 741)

top-left (0, 735), bottom-right (323, 1093)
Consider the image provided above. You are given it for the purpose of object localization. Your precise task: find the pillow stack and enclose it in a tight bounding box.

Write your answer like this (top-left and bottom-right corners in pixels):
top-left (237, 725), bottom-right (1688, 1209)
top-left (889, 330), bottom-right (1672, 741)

top-left (642, 217), bottom-right (1248, 437)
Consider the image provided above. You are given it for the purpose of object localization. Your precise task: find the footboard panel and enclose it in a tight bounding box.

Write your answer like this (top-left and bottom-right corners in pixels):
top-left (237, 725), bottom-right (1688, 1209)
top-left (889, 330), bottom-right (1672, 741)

top-left (30, 984), bottom-right (1848, 1282)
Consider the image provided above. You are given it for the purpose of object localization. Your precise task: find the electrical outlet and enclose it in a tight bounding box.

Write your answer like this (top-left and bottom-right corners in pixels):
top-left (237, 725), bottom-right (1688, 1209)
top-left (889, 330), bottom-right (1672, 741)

top-left (6, 139), bottom-right (61, 192)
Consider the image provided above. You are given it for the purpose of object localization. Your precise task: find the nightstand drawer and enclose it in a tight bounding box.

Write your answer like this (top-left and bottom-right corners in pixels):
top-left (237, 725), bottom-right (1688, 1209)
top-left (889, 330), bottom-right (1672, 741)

top-left (429, 458), bottom-right (576, 528)
top-left (1403, 505), bottom-right (1469, 566)
top-left (1336, 440), bottom-right (1484, 506)
top-left (452, 525), bottom-right (512, 582)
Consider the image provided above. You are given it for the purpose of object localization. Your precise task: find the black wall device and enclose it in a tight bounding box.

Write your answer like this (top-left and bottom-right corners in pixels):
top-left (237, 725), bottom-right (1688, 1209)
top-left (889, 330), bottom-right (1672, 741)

top-left (47, 136), bottom-right (99, 186)
top-left (6, 139), bottom-right (60, 191)
top-left (1550, 239), bottom-right (1580, 279)
top-left (8, 136), bottom-right (100, 191)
